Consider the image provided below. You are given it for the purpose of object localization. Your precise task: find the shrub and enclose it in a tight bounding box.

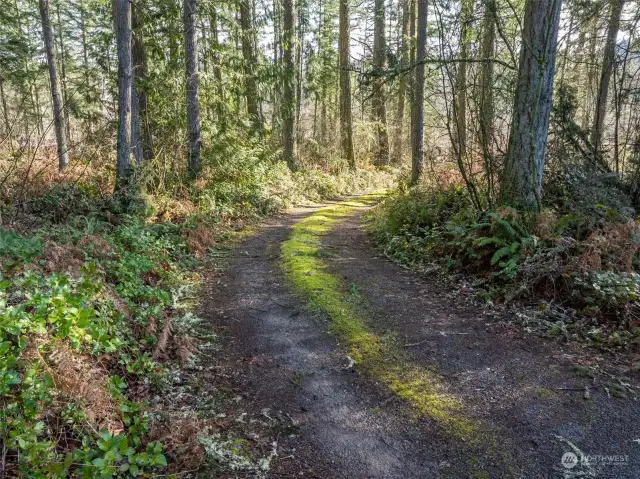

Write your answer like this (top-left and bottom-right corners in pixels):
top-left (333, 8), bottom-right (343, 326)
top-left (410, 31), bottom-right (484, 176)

top-left (369, 184), bottom-right (640, 327)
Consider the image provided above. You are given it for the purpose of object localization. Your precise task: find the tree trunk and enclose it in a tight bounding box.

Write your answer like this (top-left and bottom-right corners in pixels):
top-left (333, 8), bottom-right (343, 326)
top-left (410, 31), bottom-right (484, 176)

top-left (114, 0), bottom-right (132, 188)
top-left (184, 0), bottom-right (201, 176)
top-left (131, 73), bottom-right (143, 164)
top-left (591, 0), bottom-right (624, 154)
top-left (391, 0), bottom-right (410, 163)
top-left (55, 2), bottom-right (71, 142)
top-left (272, 0), bottom-right (281, 133)
top-left (499, 0), bottom-right (562, 211)
top-left (453, 0), bottom-right (473, 160)
top-left (478, 0), bottom-right (496, 201)
top-left (339, 0), bottom-right (355, 169)
top-left (408, 0), bottom-right (416, 106)
top-left (581, 16), bottom-right (597, 131)
top-left (282, 0), bottom-right (298, 171)
top-left (372, 0), bottom-right (390, 165)
top-left (239, 0), bottom-right (264, 131)
top-left (80, 0), bottom-right (92, 133)
top-left (0, 77), bottom-right (12, 147)
top-left (39, 0), bottom-right (69, 170)
top-left (209, 5), bottom-right (225, 127)
top-left (320, 81), bottom-right (327, 144)
top-left (295, 2), bottom-right (304, 140)
top-left (132, 3), bottom-right (154, 163)
top-left (410, 0), bottom-right (427, 185)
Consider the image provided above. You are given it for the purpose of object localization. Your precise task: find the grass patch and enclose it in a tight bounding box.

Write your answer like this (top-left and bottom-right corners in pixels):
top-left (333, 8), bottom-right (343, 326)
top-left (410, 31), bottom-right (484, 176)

top-left (280, 193), bottom-right (482, 442)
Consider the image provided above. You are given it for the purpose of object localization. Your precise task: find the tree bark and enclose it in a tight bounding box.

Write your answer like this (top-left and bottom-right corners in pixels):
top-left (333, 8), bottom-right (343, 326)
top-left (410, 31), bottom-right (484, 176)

top-left (114, 0), bottom-right (132, 188)
top-left (500, 0), bottom-right (562, 211)
top-left (80, 0), bottom-right (92, 132)
top-left (38, 0), bottom-right (69, 170)
top-left (453, 0), bottom-right (473, 160)
top-left (239, 0), bottom-right (264, 131)
top-left (339, 0), bottom-right (355, 169)
top-left (184, 0), bottom-right (202, 176)
top-left (591, 0), bottom-right (624, 154)
top-left (372, 0), bottom-right (390, 165)
top-left (478, 0), bottom-right (496, 200)
top-left (282, 0), bottom-right (298, 170)
top-left (295, 2), bottom-right (304, 137)
top-left (391, 0), bottom-right (410, 163)
top-left (132, 2), bottom-right (154, 163)
top-left (0, 77), bottom-right (12, 146)
top-left (410, 0), bottom-right (427, 185)
top-left (209, 5), bottom-right (225, 127)
top-left (55, 2), bottom-right (71, 142)
top-left (581, 16), bottom-right (597, 131)
top-left (408, 0), bottom-right (416, 106)
top-left (272, 0), bottom-right (281, 134)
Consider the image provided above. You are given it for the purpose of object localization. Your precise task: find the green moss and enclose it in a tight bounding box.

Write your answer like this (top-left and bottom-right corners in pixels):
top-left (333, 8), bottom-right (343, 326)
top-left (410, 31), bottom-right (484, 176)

top-left (281, 193), bottom-right (483, 442)
top-left (535, 387), bottom-right (557, 399)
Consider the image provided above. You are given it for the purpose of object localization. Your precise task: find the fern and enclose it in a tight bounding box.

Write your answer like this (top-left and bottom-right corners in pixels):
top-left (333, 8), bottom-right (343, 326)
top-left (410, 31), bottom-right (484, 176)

top-left (487, 212), bottom-right (529, 240)
top-left (473, 236), bottom-right (508, 248)
top-left (491, 244), bottom-right (515, 265)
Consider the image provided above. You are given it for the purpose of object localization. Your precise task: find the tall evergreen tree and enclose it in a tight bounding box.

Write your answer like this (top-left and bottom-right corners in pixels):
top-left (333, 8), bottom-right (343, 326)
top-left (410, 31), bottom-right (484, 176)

top-left (38, 0), bottom-right (69, 170)
top-left (339, 0), bottom-right (355, 168)
top-left (114, 0), bottom-right (132, 190)
top-left (592, 0), bottom-right (625, 153)
top-left (282, 0), bottom-right (298, 170)
top-left (500, 0), bottom-right (563, 210)
top-left (372, 0), bottom-right (390, 165)
top-left (410, 0), bottom-right (427, 185)
top-left (184, 0), bottom-right (201, 176)
top-left (392, 0), bottom-right (410, 163)
top-left (239, 0), bottom-right (264, 131)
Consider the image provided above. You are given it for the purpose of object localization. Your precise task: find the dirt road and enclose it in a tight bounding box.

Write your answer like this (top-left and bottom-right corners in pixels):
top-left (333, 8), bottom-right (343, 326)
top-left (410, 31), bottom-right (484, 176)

top-left (209, 196), bottom-right (640, 478)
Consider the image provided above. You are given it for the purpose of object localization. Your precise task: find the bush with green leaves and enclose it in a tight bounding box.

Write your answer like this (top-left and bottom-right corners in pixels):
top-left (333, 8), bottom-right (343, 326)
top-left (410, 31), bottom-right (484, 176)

top-left (0, 216), bottom-right (209, 476)
top-left (193, 133), bottom-right (394, 221)
top-left (369, 185), bottom-right (640, 326)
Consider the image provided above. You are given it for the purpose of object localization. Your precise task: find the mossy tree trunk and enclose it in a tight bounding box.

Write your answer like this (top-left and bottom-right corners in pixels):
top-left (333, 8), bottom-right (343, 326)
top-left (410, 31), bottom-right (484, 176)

top-left (184, 0), bottom-right (202, 177)
top-left (282, 0), bottom-right (298, 171)
top-left (38, 0), bottom-right (69, 170)
top-left (499, 0), bottom-right (562, 211)
top-left (339, 0), bottom-right (355, 169)
top-left (591, 0), bottom-right (624, 154)
top-left (410, 0), bottom-right (427, 185)
top-left (372, 0), bottom-right (390, 165)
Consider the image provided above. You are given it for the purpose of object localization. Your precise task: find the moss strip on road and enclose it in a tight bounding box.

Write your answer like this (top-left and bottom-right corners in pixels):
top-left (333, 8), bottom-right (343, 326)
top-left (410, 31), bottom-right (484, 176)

top-left (281, 193), bottom-right (481, 442)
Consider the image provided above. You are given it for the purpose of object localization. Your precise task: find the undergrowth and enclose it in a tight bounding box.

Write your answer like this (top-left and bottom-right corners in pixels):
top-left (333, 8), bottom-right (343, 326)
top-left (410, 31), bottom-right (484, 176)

top-left (368, 185), bottom-right (640, 350)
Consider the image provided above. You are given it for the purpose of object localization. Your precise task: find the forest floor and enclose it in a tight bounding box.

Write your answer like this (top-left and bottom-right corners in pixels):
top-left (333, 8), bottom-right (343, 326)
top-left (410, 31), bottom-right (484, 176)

top-left (200, 195), bottom-right (640, 478)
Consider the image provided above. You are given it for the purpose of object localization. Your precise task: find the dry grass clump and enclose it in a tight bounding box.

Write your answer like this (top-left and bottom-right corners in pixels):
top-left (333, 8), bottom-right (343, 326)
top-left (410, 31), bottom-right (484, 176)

top-left (41, 241), bottom-right (85, 277)
top-left (77, 235), bottom-right (116, 260)
top-left (534, 208), bottom-right (559, 239)
top-left (0, 154), bottom-right (113, 203)
top-left (149, 195), bottom-right (199, 223)
top-left (152, 315), bottom-right (198, 366)
top-left (149, 416), bottom-right (222, 473)
top-left (23, 338), bottom-right (123, 435)
top-left (577, 220), bottom-right (640, 273)
top-left (185, 225), bottom-right (215, 259)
